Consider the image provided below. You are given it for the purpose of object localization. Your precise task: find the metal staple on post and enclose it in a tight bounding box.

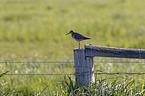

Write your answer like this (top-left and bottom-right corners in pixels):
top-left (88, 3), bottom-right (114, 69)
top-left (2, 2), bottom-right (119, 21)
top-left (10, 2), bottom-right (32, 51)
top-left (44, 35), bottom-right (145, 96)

top-left (138, 49), bottom-right (142, 59)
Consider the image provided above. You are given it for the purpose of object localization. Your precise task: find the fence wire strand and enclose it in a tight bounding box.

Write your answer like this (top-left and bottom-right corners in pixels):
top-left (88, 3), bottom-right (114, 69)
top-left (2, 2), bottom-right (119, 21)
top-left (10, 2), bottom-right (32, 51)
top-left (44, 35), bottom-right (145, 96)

top-left (1, 62), bottom-right (145, 64)
top-left (5, 72), bottom-right (145, 76)
top-left (2, 61), bottom-right (145, 76)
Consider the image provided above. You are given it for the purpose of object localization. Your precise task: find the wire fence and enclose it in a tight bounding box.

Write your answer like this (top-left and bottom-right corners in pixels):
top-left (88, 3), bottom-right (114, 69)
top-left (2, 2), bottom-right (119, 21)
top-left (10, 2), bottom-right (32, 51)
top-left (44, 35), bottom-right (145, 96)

top-left (0, 62), bottom-right (73, 64)
top-left (1, 61), bottom-right (145, 64)
top-left (5, 73), bottom-right (145, 76)
top-left (2, 61), bottom-right (145, 76)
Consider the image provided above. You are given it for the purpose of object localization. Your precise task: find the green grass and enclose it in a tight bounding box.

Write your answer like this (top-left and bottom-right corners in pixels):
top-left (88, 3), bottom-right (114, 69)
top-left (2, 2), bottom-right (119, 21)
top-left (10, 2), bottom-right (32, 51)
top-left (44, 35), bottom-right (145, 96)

top-left (0, 58), bottom-right (145, 95)
top-left (0, 0), bottom-right (145, 95)
top-left (1, 0), bottom-right (145, 60)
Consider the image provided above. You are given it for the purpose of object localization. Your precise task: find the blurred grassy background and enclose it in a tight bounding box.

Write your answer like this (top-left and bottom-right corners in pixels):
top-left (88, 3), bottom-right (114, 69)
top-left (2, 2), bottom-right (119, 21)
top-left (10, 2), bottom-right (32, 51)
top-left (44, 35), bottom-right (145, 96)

top-left (1, 0), bottom-right (145, 61)
top-left (1, 0), bottom-right (145, 95)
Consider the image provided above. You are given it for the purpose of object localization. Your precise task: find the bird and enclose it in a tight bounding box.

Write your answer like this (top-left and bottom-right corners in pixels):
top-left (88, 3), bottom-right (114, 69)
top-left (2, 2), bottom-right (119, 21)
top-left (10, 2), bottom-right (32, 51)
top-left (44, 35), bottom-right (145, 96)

top-left (66, 30), bottom-right (90, 49)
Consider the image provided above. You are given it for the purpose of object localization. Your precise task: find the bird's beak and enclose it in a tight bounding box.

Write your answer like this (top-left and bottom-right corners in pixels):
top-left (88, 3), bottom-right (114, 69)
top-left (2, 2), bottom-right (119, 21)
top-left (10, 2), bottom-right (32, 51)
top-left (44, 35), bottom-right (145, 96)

top-left (66, 32), bottom-right (70, 35)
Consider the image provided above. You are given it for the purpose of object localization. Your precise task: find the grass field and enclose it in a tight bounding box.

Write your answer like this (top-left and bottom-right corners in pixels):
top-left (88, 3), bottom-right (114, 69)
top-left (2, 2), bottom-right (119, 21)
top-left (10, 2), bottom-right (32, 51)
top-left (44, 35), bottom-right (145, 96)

top-left (1, 0), bottom-right (145, 60)
top-left (1, 58), bottom-right (145, 95)
top-left (0, 0), bottom-right (145, 95)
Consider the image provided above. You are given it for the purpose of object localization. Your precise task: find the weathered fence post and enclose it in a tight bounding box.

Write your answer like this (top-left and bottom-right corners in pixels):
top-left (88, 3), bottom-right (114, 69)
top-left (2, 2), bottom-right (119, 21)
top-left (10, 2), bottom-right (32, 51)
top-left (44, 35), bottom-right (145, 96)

top-left (73, 44), bottom-right (145, 87)
top-left (74, 49), bottom-right (95, 87)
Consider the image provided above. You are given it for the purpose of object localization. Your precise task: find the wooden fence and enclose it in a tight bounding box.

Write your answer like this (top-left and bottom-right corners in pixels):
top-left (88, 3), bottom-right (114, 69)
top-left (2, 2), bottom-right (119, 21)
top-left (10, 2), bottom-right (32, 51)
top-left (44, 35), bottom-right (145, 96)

top-left (74, 44), bottom-right (145, 87)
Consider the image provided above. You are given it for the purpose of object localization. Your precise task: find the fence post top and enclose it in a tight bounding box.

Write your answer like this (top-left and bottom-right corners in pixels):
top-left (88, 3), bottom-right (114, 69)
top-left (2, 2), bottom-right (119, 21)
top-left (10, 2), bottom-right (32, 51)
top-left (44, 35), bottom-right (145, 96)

top-left (74, 49), bottom-right (84, 51)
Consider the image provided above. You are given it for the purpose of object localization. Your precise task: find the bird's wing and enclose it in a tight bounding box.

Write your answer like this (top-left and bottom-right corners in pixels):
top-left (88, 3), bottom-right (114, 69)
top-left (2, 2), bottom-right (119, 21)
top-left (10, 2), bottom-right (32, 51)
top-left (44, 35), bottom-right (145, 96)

top-left (74, 33), bottom-right (90, 39)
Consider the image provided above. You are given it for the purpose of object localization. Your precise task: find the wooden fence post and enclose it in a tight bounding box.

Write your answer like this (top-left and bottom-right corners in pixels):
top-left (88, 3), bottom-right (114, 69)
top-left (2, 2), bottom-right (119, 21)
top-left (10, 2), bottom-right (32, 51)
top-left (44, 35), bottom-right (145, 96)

top-left (74, 49), bottom-right (95, 87)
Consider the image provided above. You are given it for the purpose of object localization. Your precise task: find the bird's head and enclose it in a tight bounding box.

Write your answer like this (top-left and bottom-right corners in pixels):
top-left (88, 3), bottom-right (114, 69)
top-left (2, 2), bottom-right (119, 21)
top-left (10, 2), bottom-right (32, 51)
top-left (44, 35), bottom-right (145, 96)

top-left (66, 30), bottom-right (74, 35)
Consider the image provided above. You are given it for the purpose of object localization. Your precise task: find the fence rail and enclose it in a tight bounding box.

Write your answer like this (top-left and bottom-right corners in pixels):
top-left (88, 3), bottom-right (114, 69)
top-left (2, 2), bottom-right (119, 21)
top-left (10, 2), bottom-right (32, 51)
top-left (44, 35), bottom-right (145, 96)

top-left (85, 44), bottom-right (145, 59)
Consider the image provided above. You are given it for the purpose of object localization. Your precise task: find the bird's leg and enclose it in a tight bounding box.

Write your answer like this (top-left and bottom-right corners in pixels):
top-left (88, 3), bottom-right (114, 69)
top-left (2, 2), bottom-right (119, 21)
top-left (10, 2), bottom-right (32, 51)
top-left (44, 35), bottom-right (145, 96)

top-left (79, 41), bottom-right (80, 49)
